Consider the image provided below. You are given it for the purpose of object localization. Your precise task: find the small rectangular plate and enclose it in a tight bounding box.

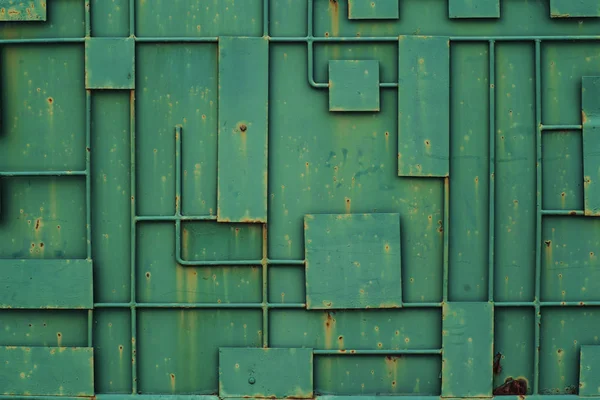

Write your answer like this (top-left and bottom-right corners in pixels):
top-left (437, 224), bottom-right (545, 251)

top-left (583, 77), bottom-right (600, 216)
top-left (551, 0), bottom-right (600, 18)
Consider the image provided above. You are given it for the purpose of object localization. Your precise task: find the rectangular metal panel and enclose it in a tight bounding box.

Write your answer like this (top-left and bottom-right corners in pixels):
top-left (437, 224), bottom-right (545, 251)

top-left (449, 0), bottom-right (500, 18)
top-left (580, 345), bottom-right (600, 396)
top-left (0, 346), bottom-right (94, 396)
top-left (0, 259), bottom-right (93, 309)
top-left (550, 0), bottom-right (600, 18)
top-left (219, 347), bottom-right (313, 398)
top-left (348, 0), bottom-right (399, 20)
top-left (0, 0), bottom-right (46, 21)
top-left (398, 36), bottom-right (450, 177)
top-left (329, 60), bottom-right (380, 112)
top-left (583, 76), bottom-right (600, 217)
top-left (217, 37), bottom-right (268, 223)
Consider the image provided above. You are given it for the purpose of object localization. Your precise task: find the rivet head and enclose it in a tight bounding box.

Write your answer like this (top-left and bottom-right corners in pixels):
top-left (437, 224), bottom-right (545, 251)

top-left (248, 377), bottom-right (256, 385)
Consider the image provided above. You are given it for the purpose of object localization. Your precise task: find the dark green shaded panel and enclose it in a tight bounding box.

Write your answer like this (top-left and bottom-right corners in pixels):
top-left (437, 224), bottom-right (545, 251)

top-left (542, 42), bottom-right (600, 126)
top-left (267, 266), bottom-right (305, 304)
top-left (329, 60), bottom-right (380, 112)
top-left (0, 45), bottom-right (85, 171)
top-left (91, 0), bottom-right (130, 37)
top-left (135, 0), bottom-right (262, 37)
top-left (494, 42), bottom-right (536, 303)
top-left (348, 0), bottom-right (399, 20)
top-left (0, 177), bottom-right (86, 259)
top-left (270, 309), bottom-right (441, 350)
top-left (219, 348), bottom-right (313, 398)
top-left (93, 309), bottom-right (132, 394)
top-left (541, 217), bottom-right (600, 302)
top-left (0, 310), bottom-right (88, 346)
top-left (583, 77), bottom-right (600, 217)
top-left (315, 355), bottom-right (441, 395)
top-left (542, 132), bottom-right (584, 211)
top-left (493, 308), bottom-right (535, 395)
top-left (448, 42), bottom-right (490, 302)
top-left (540, 307), bottom-right (600, 394)
top-left (136, 44), bottom-right (217, 216)
top-left (580, 345), bottom-right (600, 396)
top-left (96, 396), bottom-right (217, 400)
top-left (398, 36), bottom-right (449, 177)
top-left (0, 0), bottom-right (84, 38)
top-left (181, 221), bottom-right (263, 262)
top-left (91, 91), bottom-right (131, 303)
top-left (269, 0), bottom-right (307, 36)
top-left (0, 0), bottom-right (46, 21)
top-left (305, 213), bottom-right (401, 309)
top-left (442, 302), bottom-right (493, 397)
top-left (550, 0), bottom-right (600, 17)
top-left (313, 0), bottom-right (600, 37)
top-left (0, 259), bottom-right (92, 309)
top-left (138, 309), bottom-right (262, 394)
top-left (86, 38), bottom-right (135, 89)
top-left (217, 37), bottom-right (268, 223)
top-left (449, 0), bottom-right (500, 18)
top-left (0, 346), bottom-right (93, 396)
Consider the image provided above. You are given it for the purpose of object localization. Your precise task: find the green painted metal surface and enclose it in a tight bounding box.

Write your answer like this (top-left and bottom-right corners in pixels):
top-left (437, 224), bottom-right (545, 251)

top-left (1, 0), bottom-right (600, 399)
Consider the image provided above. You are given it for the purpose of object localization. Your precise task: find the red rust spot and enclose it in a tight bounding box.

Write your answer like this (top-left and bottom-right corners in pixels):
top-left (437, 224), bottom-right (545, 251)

top-left (239, 124), bottom-right (247, 132)
top-left (39, 243), bottom-right (44, 248)
top-left (47, 97), bottom-right (53, 104)
top-left (544, 240), bottom-right (551, 247)
top-left (493, 352), bottom-right (503, 375)
top-left (569, 211), bottom-right (577, 216)
top-left (493, 378), bottom-right (528, 396)
top-left (35, 219), bottom-right (40, 230)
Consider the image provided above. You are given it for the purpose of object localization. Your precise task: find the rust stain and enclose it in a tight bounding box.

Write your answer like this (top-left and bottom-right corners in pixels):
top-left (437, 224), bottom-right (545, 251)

top-left (493, 352), bottom-right (503, 375)
top-left (493, 377), bottom-right (528, 396)
top-left (324, 311), bottom-right (336, 349)
top-left (329, 0), bottom-right (339, 37)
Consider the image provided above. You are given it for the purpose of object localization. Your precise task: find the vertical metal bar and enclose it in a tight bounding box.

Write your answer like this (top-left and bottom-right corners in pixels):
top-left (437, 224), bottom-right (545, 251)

top-left (262, 224), bottom-right (269, 347)
top-left (85, 0), bottom-right (91, 37)
top-left (307, 0), bottom-right (316, 87)
top-left (308, 0), bottom-right (313, 37)
top-left (534, 39), bottom-right (543, 395)
top-left (442, 177), bottom-right (449, 303)
top-left (129, 90), bottom-right (138, 394)
top-left (488, 40), bottom-right (496, 302)
top-left (85, 90), bottom-right (93, 347)
top-left (129, 0), bottom-right (135, 36)
top-left (263, 0), bottom-right (269, 37)
top-left (175, 126), bottom-right (182, 217)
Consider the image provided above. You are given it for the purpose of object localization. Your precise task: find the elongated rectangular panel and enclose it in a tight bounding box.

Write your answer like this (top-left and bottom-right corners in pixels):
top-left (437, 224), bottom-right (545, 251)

top-left (0, 0), bottom-right (46, 21)
top-left (217, 37), bottom-right (268, 223)
top-left (583, 76), bottom-right (600, 217)
top-left (550, 0), bottom-right (600, 18)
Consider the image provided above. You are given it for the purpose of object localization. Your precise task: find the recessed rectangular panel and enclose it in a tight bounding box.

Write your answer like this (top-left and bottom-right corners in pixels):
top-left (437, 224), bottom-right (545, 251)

top-left (348, 0), bottom-right (399, 20)
top-left (217, 37), bottom-right (268, 223)
top-left (85, 38), bottom-right (135, 89)
top-left (581, 345), bottom-right (600, 396)
top-left (304, 213), bottom-right (401, 309)
top-left (0, 259), bottom-right (93, 309)
top-left (583, 76), bottom-right (600, 217)
top-left (551, 0), bottom-right (600, 18)
top-left (398, 36), bottom-right (450, 177)
top-left (449, 0), bottom-right (500, 18)
top-left (219, 347), bottom-right (313, 398)
top-left (0, 346), bottom-right (93, 396)
top-left (442, 302), bottom-right (493, 397)
top-left (0, 0), bottom-right (46, 21)
top-left (329, 60), bottom-right (380, 112)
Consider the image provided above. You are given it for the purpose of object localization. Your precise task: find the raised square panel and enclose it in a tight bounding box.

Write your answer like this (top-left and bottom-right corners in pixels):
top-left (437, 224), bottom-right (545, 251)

top-left (580, 345), bottom-right (600, 396)
top-left (449, 0), bottom-right (500, 19)
top-left (329, 60), bottom-right (380, 112)
top-left (348, 0), bottom-right (399, 20)
top-left (85, 38), bottom-right (135, 89)
top-left (551, 0), bottom-right (600, 18)
top-left (0, 0), bottom-right (46, 21)
top-left (219, 347), bottom-right (313, 398)
top-left (304, 213), bottom-right (401, 309)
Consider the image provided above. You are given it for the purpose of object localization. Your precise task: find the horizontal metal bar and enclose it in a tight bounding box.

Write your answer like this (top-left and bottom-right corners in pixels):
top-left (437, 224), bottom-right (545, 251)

top-left (134, 215), bottom-right (217, 222)
top-left (0, 170), bottom-right (87, 177)
top-left (541, 124), bottom-right (583, 131)
top-left (268, 303), bottom-right (306, 309)
top-left (135, 36), bottom-right (218, 42)
top-left (268, 259), bottom-right (305, 266)
top-left (177, 259), bottom-right (263, 266)
top-left (541, 209), bottom-right (585, 216)
top-left (450, 35), bottom-right (600, 41)
top-left (135, 302), bottom-right (263, 309)
top-left (401, 302), bottom-right (443, 308)
top-left (0, 38), bottom-right (85, 44)
top-left (314, 349), bottom-right (442, 355)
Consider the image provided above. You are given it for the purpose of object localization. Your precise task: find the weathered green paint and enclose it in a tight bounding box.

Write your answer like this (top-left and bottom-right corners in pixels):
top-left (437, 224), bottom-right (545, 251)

top-left (398, 36), bottom-right (449, 177)
top-left (0, 0), bottom-right (45, 21)
top-left (583, 77), bottom-right (600, 217)
top-left (328, 60), bottom-right (380, 112)
top-left (0, 346), bottom-right (93, 396)
top-left (550, 0), bottom-right (600, 18)
top-left (449, 0), bottom-right (500, 19)
top-left (304, 213), bottom-right (401, 309)
top-left (580, 346), bottom-right (600, 396)
top-left (442, 302), bottom-right (493, 397)
top-left (347, 0), bottom-right (399, 20)
top-left (0, 259), bottom-right (92, 309)
top-left (85, 38), bottom-right (135, 89)
top-left (217, 37), bottom-right (268, 223)
top-left (219, 347), bottom-right (313, 398)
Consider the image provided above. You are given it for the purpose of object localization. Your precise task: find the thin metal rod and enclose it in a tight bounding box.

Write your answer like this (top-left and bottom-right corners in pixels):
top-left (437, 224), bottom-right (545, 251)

top-left (85, 0), bottom-right (91, 37)
top-left (534, 39), bottom-right (543, 396)
top-left (262, 0), bottom-right (269, 37)
top-left (313, 349), bottom-right (442, 355)
top-left (262, 224), bottom-right (269, 347)
top-left (129, 90), bottom-right (138, 394)
top-left (134, 37), bottom-right (218, 42)
top-left (541, 124), bottom-right (583, 131)
top-left (135, 215), bottom-right (217, 222)
top-left (488, 40), bottom-right (496, 302)
top-left (129, 0), bottom-right (135, 36)
top-left (541, 209), bottom-right (584, 216)
top-left (0, 170), bottom-right (86, 177)
top-left (85, 90), bottom-right (93, 348)
top-left (442, 177), bottom-right (449, 303)
top-left (0, 38), bottom-right (85, 44)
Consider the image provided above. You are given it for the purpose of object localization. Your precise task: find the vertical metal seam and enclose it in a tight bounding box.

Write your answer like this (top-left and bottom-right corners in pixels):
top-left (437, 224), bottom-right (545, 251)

top-left (84, 0), bottom-right (93, 349)
top-left (534, 38), bottom-right (543, 395)
top-left (442, 177), bottom-right (449, 303)
top-left (85, 0), bottom-right (91, 38)
top-left (488, 40), bottom-right (496, 302)
top-left (129, 89), bottom-right (138, 394)
top-left (263, 0), bottom-right (269, 37)
top-left (129, 0), bottom-right (135, 37)
top-left (262, 224), bottom-right (269, 347)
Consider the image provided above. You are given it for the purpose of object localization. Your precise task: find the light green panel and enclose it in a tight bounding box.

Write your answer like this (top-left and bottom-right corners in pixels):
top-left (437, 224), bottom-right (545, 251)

top-left (540, 307), bottom-right (600, 394)
top-left (136, 223), bottom-right (262, 303)
top-left (0, 346), bottom-right (94, 396)
top-left (398, 35), bottom-right (449, 177)
top-left (85, 38), bottom-right (135, 90)
top-left (217, 37), bottom-right (268, 223)
top-left (583, 76), bottom-right (600, 217)
top-left (91, 91), bottom-right (132, 303)
top-left (448, 42), bottom-right (490, 302)
top-left (0, 310), bottom-right (88, 346)
top-left (270, 309), bottom-right (441, 350)
top-left (313, 0), bottom-right (600, 37)
top-left (269, 44), bottom-right (444, 303)
top-left (93, 309), bottom-right (132, 394)
top-left (91, 0), bottom-right (130, 37)
top-left (329, 60), bottom-right (380, 112)
top-left (314, 355), bottom-right (441, 395)
top-left (494, 42), bottom-right (536, 303)
top-left (542, 42), bottom-right (600, 126)
top-left (267, 266), bottom-right (306, 304)
top-left (542, 132), bottom-right (584, 211)
top-left (136, 44), bottom-right (217, 216)
top-left (0, 177), bottom-right (86, 259)
top-left (550, 0), bottom-right (600, 18)
top-left (219, 348), bottom-right (313, 398)
top-left (0, 0), bottom-right (46, 21)
top-left (348, 0), bottom-right (399, 20)
top-left (269, 0), bottom-right (307, 36)
top-left (442, 302), bottom-right (493, 397)
top-left (137, 309), bottom-right (262, 394)
top-left (134, 0), bottom-right (263, 37)
top-left (0, 45), bottom-right (85, 171)
top-left (493, 308), bottom-right (535, 395)
top-left (0, 0), bottom-right (84, 39)
top-left (449, 0), bottom-right (500, 18)
top-left (541, 217), bottom-right (600, 302)
top-left (580, 345), bottom-right (600, 396)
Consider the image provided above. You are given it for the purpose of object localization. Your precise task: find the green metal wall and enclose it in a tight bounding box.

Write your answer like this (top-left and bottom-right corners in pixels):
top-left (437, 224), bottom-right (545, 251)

top-left (1, 0), bottom-right (600, 398)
